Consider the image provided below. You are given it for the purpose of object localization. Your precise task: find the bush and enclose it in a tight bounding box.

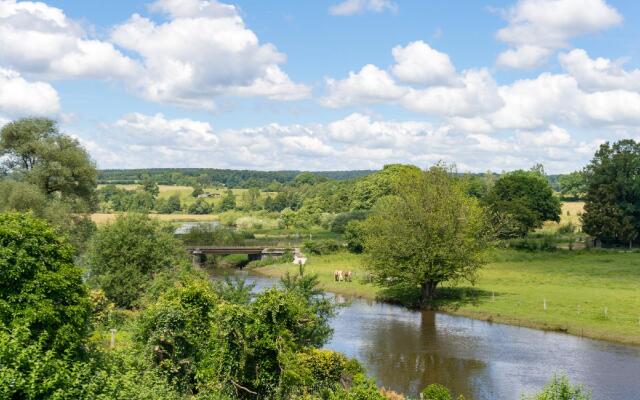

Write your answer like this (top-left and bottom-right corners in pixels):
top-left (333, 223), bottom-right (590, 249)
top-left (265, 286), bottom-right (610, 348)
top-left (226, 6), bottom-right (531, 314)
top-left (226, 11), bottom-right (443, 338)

top-left (344, 220), bottom-right (365, 253)
top-left (85, 214), bottom-right (186, 308)
top-left (188, 198), bottom-right (213, 214)
top-left (330, 210), bottom-right (368, 233)
top-left (557, 222), bottom-right (576, 234)
top-left (304, 239), bottom-right (342, 255)
top-left (523, 375), bottom-right (591, 400)
top-left (0, 212), bottom-right (92, 355)
top-left (508, 235), bottom-right (558, 252)
top-left (422, 384), bottom-right (452, 400)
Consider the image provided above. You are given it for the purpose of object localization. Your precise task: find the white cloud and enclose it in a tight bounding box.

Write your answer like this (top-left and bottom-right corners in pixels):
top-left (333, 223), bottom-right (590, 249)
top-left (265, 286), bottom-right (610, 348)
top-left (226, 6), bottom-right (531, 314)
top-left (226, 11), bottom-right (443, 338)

top-left (111, 0), bottom-right (309, 109)
top-left (114, 112), bottom-right (218, 149)
top-left (0, 68), bottom-right (60, 118)
top-left (321, 64), bottom-right (406, 107)
top-left (329, 0), bottom-right (397, 16)
top-left (559, 49), bottom-right (640, 91)
top-left (391, 41), bottom-right (458, 86)
top-left (495, 0), bottom-right (622, 68)
top-left (78, 112), bottom-right (592, 172)
top-left (490, 73), bottom-right (581, 130)
top-left (402, 69), bottom-right (502, 117)
top-left (0, 0), bottom-right (139, 79)
top-left (517, 125), bottom-right (572, 146)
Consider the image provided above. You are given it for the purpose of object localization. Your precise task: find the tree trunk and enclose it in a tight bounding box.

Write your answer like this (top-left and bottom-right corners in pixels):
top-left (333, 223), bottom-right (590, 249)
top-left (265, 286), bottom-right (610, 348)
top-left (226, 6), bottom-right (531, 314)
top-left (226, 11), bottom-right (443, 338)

top-left (420, 280), bottom-right (438, 309)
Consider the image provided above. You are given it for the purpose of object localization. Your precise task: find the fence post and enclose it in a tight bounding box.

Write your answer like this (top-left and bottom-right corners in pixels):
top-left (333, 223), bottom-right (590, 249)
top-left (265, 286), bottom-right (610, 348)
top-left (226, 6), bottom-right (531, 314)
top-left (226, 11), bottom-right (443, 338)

top-left (110, 328), bottom-right (117, 349)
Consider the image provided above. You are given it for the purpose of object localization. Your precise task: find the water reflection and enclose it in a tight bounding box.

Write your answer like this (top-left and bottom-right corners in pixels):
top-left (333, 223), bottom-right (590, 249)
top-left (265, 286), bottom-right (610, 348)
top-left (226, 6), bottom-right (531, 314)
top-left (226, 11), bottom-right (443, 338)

top-left (231, 271), bottom-right (640, 400)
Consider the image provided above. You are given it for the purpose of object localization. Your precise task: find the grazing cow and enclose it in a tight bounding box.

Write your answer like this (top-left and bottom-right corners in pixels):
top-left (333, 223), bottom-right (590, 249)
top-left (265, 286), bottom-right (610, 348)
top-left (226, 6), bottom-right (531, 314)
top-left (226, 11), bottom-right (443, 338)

top-left (334, 270), bottom-right (344, 282)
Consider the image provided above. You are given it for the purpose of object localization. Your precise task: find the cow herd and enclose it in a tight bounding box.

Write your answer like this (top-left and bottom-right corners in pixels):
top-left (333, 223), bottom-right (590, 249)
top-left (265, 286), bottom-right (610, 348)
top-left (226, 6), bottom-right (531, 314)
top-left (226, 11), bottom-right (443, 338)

top-left (333, 270), bottom-right (353, 282)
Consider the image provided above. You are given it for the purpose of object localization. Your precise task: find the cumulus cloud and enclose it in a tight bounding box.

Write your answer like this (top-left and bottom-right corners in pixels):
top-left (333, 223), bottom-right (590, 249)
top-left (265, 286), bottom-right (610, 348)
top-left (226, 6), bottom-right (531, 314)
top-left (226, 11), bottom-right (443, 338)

top-left (391, 41), bottom-right (458, 86)
top-left (321, 64), bottom-right (406, 107)
top-left (0, 68), bottom-right (60, 118)
top-left (329, 0), bottom-right (397, 16)
top-left (0, 0), bottom-right (139, 79)
top-left (78, 112), bottom-right (592, 172)
top-left (402, 69), bottom-right (503, 117)
top-left (495, 0), bottom-right (622, 68)
top-left (110, 0), bottom-right (310, 109)
top-left (559, 49), bottom-right (640, 92)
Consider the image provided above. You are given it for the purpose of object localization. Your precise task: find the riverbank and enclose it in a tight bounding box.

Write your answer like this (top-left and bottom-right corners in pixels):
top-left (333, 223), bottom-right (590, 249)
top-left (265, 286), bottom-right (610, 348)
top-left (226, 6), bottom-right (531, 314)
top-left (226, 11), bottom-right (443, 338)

top-left (255, 249), bottom-right (640, 345)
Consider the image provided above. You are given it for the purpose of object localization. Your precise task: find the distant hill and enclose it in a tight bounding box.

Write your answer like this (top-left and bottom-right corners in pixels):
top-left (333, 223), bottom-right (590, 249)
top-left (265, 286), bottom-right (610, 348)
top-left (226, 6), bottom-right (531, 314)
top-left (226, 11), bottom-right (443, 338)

top-left (97, 168), bottom-right (376, 188)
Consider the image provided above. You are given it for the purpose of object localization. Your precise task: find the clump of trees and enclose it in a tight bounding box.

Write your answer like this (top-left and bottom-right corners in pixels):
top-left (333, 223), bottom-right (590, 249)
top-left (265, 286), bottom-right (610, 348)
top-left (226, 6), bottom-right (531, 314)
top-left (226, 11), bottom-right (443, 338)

top-left (483, 169), bottom-right (561, 238)
top-left (0, 118), bottom-right (98, 250)
top-left (582, 140), bottom-right (640, 248)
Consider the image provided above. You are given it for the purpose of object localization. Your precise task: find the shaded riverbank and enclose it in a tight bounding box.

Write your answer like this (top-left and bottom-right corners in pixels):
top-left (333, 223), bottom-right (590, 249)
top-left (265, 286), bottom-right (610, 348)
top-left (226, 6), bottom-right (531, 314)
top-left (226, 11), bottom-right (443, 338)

top-left (254, 250), bottom-right (640, 345)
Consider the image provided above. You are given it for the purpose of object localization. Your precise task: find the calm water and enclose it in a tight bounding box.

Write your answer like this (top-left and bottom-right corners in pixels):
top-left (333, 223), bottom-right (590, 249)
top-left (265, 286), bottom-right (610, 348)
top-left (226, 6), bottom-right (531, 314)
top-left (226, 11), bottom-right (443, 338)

top-left (222, 270), bottom-right (640, 400)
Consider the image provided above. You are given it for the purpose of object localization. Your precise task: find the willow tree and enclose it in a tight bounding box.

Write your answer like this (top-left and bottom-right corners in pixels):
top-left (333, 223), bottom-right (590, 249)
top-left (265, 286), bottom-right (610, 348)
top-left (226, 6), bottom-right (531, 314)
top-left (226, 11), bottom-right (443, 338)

top-left (361, 166), bottom-right (492, 307)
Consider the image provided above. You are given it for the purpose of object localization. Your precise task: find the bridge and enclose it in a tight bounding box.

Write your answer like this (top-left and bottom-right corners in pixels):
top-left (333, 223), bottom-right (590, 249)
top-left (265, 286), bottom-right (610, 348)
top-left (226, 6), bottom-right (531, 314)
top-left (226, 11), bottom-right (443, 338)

top-left (186, 246), bottom-right (298, 265)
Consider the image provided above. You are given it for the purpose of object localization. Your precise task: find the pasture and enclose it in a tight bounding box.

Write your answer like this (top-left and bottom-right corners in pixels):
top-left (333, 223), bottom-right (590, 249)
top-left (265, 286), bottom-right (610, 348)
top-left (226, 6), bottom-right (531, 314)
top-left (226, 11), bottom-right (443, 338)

top-left (257, 248), bottom-right (640, 345)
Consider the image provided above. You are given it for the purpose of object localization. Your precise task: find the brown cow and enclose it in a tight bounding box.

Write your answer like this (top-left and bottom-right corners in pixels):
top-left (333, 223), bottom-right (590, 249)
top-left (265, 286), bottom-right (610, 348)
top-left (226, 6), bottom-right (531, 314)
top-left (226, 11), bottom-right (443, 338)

top-left (344, 271), bottom-right (352, 282)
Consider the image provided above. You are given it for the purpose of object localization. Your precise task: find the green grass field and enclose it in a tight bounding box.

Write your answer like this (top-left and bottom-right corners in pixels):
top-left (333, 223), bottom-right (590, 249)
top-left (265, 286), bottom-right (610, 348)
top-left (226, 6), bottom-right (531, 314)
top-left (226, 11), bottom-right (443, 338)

top-left (256, 249), bottom-right (640, 345)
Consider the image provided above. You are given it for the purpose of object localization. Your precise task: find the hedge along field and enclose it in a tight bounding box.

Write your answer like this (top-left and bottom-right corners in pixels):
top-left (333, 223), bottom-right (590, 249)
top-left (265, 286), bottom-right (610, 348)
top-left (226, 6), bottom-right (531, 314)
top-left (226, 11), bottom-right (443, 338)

top-left (97, 184), bottom-right (277, 208)
top-left (257, 249), bottom-right (640, 345)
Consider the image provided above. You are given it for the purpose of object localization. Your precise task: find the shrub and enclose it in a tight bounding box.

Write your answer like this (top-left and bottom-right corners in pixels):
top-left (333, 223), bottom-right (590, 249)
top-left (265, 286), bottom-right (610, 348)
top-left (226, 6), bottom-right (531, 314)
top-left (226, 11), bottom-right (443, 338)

top-left (188, 198), bottom-right (213, 214)
top-left (557, 222), bottom-right (576, 234)
top-left (85, 214), bottom-right (186, 308)
top-left (523, 375), bottom-right (591, 400)
top-left (0, 212), bottom-right (92, 355)
top-left (422, 383), bottom-right (452, 400)
top-left (344, 220), bottom-right (365, 253)
top-left (508, 235), bottom-right (558, 252)
top-left (330, 210), bottom-right (368, 233)
top-left (304, 239), bottom-right (342, 255)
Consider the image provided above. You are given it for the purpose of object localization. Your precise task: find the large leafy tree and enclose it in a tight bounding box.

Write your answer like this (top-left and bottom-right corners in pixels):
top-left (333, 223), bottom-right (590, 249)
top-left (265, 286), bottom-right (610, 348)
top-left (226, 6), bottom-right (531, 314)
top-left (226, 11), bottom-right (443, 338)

top-left (0, 118), bottom-right (97, 210)
top-left (0, 212), bottom-right (92, 355)
top-left (483, 169), bottom-right (561, 237)
top-left (582, 140), bottom-right (640, 247)
top-left (350, 164), bottom-right (422, 210)
top-left (361, 166), bottom-right (492, 306)
top-left (85, 214), bottom-right (186, 308)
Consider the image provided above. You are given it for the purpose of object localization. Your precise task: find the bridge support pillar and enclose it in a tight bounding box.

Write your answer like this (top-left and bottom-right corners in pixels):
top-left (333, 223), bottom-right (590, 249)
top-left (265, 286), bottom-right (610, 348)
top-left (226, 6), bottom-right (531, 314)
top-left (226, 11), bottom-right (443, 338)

top-left (192, 252), bottom-right (205, 267)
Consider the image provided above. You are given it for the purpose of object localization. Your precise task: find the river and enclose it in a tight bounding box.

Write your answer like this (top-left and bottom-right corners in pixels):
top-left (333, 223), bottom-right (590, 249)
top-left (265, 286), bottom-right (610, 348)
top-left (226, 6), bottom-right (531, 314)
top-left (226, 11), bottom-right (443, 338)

top-left (222, 270), bottom-right (640, 400)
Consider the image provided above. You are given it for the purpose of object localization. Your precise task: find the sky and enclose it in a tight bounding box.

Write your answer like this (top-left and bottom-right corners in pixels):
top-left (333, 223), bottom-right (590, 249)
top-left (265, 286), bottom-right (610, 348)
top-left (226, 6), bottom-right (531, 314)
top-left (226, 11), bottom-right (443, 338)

top-left (1, 0), bottom-right (640, 173)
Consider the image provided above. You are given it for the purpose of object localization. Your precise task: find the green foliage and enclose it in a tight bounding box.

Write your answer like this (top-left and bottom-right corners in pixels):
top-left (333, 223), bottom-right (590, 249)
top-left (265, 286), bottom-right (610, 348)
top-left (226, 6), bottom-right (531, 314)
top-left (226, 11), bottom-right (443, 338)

top-left (85, 214), bottom-right (186, 308)
top-left (0, 327), bottom-right (183, 400)
top-left (523, 375), bottom-right (591, 400)
top-left (304, 239), bottom-right (342, 255)
top-left (218, 189), bottom-right (237, 212)
top-left (508, 235), bottom-right (558, 252)
top-left (178, 225), bottom-right (246, 247)
top-left (141, 175), bottom-right (160, 197)
top-left (558, 171), bottom-right (586, 200)
top-left (192, 185), bottom-right (204, 197)
top-left (137, 280), bottom-right (219, 393)
top-left (422, 384), bottom-right (453, 400)
top-left (344, 220), bottom-right (365, 253)
top-left (484, 169), bottom-right (561, 237)
top-left (0, 118), bottom-right (97, 210)
top-left (189, 198), bottom-right (213, 214)
top-left (351, 164), bottom-right (422, 210)
top-left (0, 213), bottom-right (91, 355)
top-left (330, 210), bottom-right (368, 233)
top-left (582, 139), bottom-right (640, 247)
top-left (157, 194), bottom-right (182, 213)
top-left (362, 166), bottom-right (492, 306)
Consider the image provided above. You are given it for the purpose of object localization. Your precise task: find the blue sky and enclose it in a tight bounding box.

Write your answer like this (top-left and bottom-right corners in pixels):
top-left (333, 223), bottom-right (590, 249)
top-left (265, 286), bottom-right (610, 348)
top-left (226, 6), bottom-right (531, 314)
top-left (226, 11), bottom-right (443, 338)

top-left (1, 0), bottom-right (640, 172)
